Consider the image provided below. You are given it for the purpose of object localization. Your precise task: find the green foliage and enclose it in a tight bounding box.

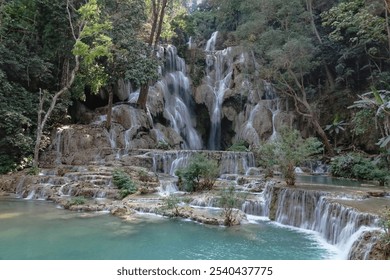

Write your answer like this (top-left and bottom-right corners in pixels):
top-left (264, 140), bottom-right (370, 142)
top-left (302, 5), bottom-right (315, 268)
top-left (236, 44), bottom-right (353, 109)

top-left (156, 140), bottom-right (170, 150)
top-left (112, 169), bottom-right (138, 198)
top-left (68, 196), bottom-right (87, 206)
top-left (218, 186), bottom-right (246, 226)
top-left (175, 154), bottom-right (219, 192)
top-left (380, 207), bottom-right (390, 258)
top-left (322, 0), bottom-right (386, 44)
top-left (330, 153), bottom-right (389, 184)
top-left (27, 166), bottom-right (39, 176)
top-left (0, 70), bottom-right (36, 173)
top-left (163, 195), bottom-right (181, 217)
top-left (227, 141), bottom-right (249, 152)
top-left (349, 90), bottom-right (390, 151)
top-left (257, 142), bottom-right (277, 178)
top-left (268, 127), bottom-right (323, 185)
top-left (276, 127), bottom-right (323, 185)
top-left (325, 115), bottom-right (347, 148)
top-left (352, 109), bottom-right (375, 136)
top-left (321, 0), bottom-right (388, 88)
top-left (72, 0), bottom-right (113, 93)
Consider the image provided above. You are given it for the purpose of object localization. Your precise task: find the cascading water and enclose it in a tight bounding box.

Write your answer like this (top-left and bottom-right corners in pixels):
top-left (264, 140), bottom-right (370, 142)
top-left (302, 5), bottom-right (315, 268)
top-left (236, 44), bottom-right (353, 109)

top-left (158, 45), bottom-right (203, 150)
top-left (205, 32), bottom-right (233, 150)
top-left (263, 81), bottom-right (280, 141)
top-left (105, 128), bottom-right (120, 159)
top-left (148, 150), bottom-right (255, 176)
top-left (55, 128), bottom-right (63, 165)
top-left (123, 106), bottom-right (142, 153)
top-left (241, 185), bottom-right (381, 259)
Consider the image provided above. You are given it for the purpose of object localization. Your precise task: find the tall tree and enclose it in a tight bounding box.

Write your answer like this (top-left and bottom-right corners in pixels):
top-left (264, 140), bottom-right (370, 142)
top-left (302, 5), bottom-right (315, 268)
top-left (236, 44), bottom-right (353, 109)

top-left (33, 0), bottom-right (112, 167)
top-left (137, 0), bottom-right (169, 110)
top-left (266, 37), bottom-right (334, 155)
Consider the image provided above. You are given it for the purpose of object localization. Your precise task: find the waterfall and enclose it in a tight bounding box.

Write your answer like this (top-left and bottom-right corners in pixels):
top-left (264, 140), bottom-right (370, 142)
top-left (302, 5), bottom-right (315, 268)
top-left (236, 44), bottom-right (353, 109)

top-left (240, 104), bottom-right (261, 147)
top-left (148, 150), bottom-right (255, 176)
top-left (205, 31), bottom-right (218, 52)
top-left (205, 33), bottom-right (233, 150)
top-left (241, 185), bottom-right (381, 259)
top-left (150, 150), bottom-right (192, 175)
top-left (15, 177), bottom-right (26, 198)
top-left (123, 106), bottom-right (142, 153)
top-left (158, 180), bottom-right (179, 196)
top-left (55, 128), bottom-right (63, 165)
top-left (264, 81), bottom-right (280, 141)
top-left (105, 128), bottom-right (120, 159)
top-left (158, 45), bottom-right (203, 150)
top-left (241, 182), bottom-right (274, 216)
top-left (219, 151), bottom-right (255, 175)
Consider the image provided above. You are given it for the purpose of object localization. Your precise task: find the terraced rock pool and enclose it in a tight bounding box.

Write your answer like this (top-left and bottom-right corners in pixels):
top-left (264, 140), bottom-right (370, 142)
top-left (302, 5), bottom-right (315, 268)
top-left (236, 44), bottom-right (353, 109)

top-left (0, 198), bottom-right (339, 260)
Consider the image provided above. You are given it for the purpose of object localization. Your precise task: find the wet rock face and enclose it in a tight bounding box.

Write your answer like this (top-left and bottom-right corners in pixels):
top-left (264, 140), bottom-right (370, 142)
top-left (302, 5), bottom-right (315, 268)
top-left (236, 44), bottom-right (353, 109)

top-left (348, 230), bottom-right (388, 260)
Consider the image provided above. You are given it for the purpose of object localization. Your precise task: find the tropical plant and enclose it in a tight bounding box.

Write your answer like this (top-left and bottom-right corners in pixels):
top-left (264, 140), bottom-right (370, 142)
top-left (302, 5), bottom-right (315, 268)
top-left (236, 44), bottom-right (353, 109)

top-left (325, 115), bottom-right (348, 149)
top-left (349, 89), bottom-right (390, 151)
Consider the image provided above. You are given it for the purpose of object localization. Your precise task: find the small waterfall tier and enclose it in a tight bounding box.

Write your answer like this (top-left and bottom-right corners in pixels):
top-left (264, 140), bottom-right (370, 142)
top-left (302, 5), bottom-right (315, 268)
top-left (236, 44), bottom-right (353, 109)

top-left (147, 150), bottom-right (255, 176)
top-left (155, 45), bottom-right (203, 150)
top-left (241, 184), bottom-right (382, 259)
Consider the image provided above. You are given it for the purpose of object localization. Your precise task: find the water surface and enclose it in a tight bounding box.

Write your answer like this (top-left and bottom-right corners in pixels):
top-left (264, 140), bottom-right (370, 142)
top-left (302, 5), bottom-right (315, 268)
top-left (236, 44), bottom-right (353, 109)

top-left (0, 198), bottom-right (336, 260)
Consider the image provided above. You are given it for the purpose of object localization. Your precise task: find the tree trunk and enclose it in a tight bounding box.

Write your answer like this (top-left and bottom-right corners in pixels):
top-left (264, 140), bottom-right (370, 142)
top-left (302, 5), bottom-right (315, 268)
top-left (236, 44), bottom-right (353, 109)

top-left (106, 85), bottom-right (113, 130)
top-left (306, 0), bottom-right (322, 44)
top-left (137, 84), bottom-right (149, 110)
top-left (32, 56), bottom-right (80, 168)
top-left (311, 115), bottom-right (334, 157)
top-left (153, 0), bottom-right (168, 49)
top-left (137, 0), bottom-right (169, 111)
top-left (148, 0), bottom-right (159, 46)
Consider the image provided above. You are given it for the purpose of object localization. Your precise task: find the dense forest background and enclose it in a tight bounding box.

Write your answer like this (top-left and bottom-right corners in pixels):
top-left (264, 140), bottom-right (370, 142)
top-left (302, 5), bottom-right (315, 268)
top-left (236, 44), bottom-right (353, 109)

top-left (1, 0), bottom-right (389, 176)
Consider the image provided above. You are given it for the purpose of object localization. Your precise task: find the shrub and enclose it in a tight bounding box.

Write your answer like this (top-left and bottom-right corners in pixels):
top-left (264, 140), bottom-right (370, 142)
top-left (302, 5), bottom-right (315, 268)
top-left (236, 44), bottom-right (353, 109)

top-left (261, 127), bottom-right (323, 185)
top-left (69, 196), bottom-right (86, 206)
top-left (163, 195), bottom-right (181, 217)
top-left (257, 142), bottom-right (277, 178)
top-left (112, 169), bottom-right (138, 199)
top-left (380, 207), bottom-right (390, 258)
top-left (137, 169), bottom-right (151, 182)
top-left (156, 140), bottom-right (170, 150)
top-left (331, 153), bottom-right (389, 184)
top-left (218, 186), bottom-right (246, 226)
top-left (175, 154), bottom-right (219, 192)
top-left (227, 141), bottom-right (249, 152)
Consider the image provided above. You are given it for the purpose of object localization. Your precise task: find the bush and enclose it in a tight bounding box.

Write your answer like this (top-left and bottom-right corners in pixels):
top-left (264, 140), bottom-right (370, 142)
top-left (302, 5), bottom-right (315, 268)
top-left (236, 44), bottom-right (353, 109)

top-left (69, 196), bottom-right (86, 206)
top-left (218, 186), bottom-right (246, 226)
top-left (175, 154), bottom-right (219, 192)
top-left (112, 169), bottom-right (138, 198)
top-left (257, 142), bottom-right (277, 178)
top-left (331, 153), bottom-right (389, 184)
top-left (227, 141), bottom-right (249, 152)
top-left (163, 195), bottom-right (181, 217)
top-left (261, 127), bottom-right (323, 185)
top-left (156, 140), bottom-right (170, 150)
top-left (380, 207), bottom-right (390, 258)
